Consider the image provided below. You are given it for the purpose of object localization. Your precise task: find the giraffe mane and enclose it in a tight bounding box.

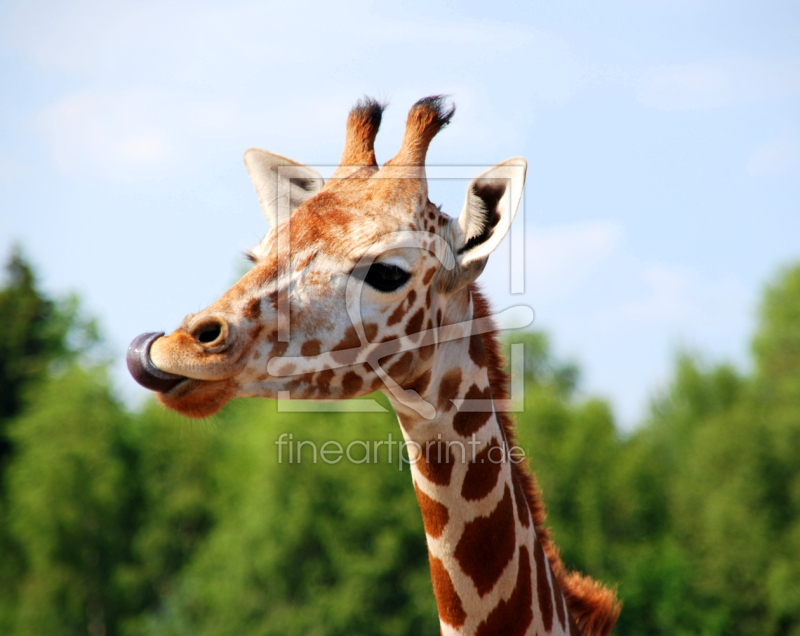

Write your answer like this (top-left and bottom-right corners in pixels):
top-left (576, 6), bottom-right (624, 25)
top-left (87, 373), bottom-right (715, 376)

top-left (470, 284), bottom-right (622, 636)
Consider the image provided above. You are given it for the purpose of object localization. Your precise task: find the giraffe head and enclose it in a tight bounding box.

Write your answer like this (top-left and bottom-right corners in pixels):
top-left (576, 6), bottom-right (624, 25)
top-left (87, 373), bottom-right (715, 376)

top-left (128, 96), bottom-right (526, 418)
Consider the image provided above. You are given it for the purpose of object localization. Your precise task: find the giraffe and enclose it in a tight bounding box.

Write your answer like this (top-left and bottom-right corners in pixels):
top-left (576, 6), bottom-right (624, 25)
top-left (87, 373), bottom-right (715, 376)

top-left (127, 96), bottom-right (621, 635)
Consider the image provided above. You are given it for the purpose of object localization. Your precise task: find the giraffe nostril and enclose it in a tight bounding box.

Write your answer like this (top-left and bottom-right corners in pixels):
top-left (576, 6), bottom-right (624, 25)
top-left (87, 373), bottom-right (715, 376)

top-left (197, 325), bottom-right (221, 343)
top-left (192, 318), bottom-right (226, 346)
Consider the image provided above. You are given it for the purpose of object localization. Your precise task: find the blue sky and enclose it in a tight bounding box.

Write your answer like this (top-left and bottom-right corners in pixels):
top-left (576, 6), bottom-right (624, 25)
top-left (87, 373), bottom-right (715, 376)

top-left (1, 0), bottom-right (798, 428)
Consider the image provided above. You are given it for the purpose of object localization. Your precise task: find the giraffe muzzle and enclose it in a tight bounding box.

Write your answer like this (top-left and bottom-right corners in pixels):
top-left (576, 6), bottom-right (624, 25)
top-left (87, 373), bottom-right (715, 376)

top-left (127, 331), bottom-right (187, 393)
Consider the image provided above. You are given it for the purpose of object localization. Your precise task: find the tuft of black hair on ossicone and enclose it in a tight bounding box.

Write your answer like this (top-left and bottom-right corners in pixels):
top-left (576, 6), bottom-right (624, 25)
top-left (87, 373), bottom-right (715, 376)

top-left (412, 95), bottom-right (456, 129)
top-left (351, 96), bottom-right (387, 130)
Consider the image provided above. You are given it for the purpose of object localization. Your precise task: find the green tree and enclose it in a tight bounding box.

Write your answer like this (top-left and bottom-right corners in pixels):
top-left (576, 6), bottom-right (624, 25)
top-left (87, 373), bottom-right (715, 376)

top-left (120, 402), bottom-right (221, 635)
top-left (0, 247), bottom-right (98, 467)
top-left (0, 248), bottom-right (101, 632)
top-left (505, 331), bottom-right (579, 397)
top-left (749, 264), bottom-right (800, 634)
top-left (5, 367), bottom-right (135, 636)
top-left (605, 265), bottom-right (800, 635)
top-left (137, 397), bottom-right (436, 636)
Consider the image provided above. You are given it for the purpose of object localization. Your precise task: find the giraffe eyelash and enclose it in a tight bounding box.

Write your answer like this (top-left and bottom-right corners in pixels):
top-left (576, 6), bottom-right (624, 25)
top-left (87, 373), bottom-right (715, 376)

top-left (243, 250), bottom-right (258, 264)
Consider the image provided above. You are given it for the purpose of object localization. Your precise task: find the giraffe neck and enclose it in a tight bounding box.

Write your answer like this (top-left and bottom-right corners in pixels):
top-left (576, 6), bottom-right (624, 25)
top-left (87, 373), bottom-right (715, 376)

top-left (383, 289), bottom-right (576, 636)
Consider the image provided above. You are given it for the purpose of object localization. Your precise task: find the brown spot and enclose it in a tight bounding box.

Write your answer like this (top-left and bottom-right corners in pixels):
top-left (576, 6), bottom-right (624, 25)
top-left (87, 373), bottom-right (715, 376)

top-left (416, 441), bottom-right (454, 486)
top-left (388, 290), bottom-right (416, 327)
top-left (284, 378), bottom-right (308, 398)
top-left (534, 536), bottom-right (554, 632)
top-left (436, 308), bottom-right (443, 326)
top-left (418, 345), bottom-right (435, 363)
top-left (469, 332), bottom-right (488, 367)
top-left (414, 484), bottom-right (449, 538)
top-left (423, 266), bottom-right (436, 285)
top-left (332, 326), bottom-right (360, 351)
top-left (270, 341), bottom-right (288, 358)
top-left (405, 308), bottom-right (425, 336)
top-left (455, 485), bottom-right (516, 597)
top-left (406, 369), bottom-right (431, 395)
top-left (331, 326), bottom-right (361, 366)
top-left (429, 555), bottom-right (466, 628)
top-left (342, 371), bottom-right (363, 396)
top-left (294, 370), bottom-right (317, 387)
top-left (461, 437), bottom-right (503, 501)
top-left (364, 322), bottom-right (378, 342)
top-left (387, 302), bottom-right (408, 327)
top-left (301, 339), bottom-right (321, 357)
top-left (476, 545), bottom-right (534, 636)
top-left (513, 476), bottom-right (531, 528)
top-left (250, 324), bottom-right (264, 341)
top-left (453, 384), bottom-right (493, 436)
top-left (267, 291), bottom-right (278, 309)
top-left (244, 298), bottom-right (261, 320)
top-left (315, 369), bottom-right (335, 392)
top-left (387, 351), bottom-right (413, 384)
top-left (276, 362), bottom-right (296, 376)
top-left (418, 319), bottom-right (435, 361)
top-left (437, 368), bottom-right (462, 413)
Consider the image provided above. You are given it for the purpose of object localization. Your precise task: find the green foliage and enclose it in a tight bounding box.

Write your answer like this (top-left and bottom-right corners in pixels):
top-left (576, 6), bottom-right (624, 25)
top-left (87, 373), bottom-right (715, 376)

top-left (5, 367), bottom-right (135, 636)
top-left (0, 247), bottom-right (98, 465)
top-left (504, 331), bottom-right (580, 397)
top-left (0, 249), bottom-right (104, 633)
top-left (753, 265), bottom-right (800, 388)
top-left (0, 250), bottom-right (799, 634)
top-left (136, 397), bottom-right (436, 636)
top-left (120, 403), bottom-right (222, 634)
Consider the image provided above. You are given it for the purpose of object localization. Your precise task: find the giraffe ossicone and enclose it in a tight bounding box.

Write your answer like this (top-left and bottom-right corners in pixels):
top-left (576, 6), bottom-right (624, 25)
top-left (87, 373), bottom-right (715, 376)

top-left (127, 96), bottom-right (621, 635)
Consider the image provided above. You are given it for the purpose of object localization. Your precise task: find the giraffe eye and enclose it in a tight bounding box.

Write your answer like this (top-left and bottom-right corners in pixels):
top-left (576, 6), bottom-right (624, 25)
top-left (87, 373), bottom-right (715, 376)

top-left (363, 263), bottom-right (411, 292)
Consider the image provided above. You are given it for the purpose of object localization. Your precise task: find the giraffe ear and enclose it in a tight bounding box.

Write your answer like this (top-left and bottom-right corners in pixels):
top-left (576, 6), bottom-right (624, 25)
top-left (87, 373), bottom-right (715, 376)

top-left (455, 158), bottom-right (526, 267)
top-left (243, 148), bottom-right (325, 227)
